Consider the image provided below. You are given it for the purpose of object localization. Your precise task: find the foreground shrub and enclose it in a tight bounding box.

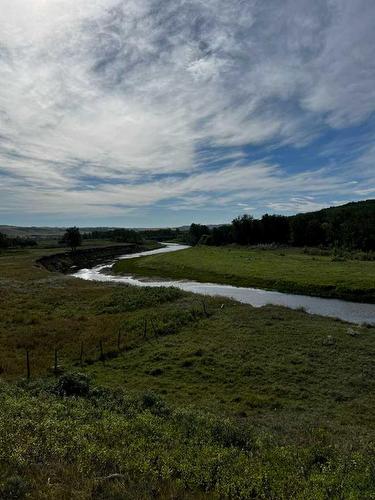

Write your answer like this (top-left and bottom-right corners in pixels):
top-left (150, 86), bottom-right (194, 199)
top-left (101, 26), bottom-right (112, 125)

top-left (1, 381), bottom-right (375, 498)
top-left (55, 372), bottom-right (90, 397)
top-left (0, 475), bottom-right (30, 499)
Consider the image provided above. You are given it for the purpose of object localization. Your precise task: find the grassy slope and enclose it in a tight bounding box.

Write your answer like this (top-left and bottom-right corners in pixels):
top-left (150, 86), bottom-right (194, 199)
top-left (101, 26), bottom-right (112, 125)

top-left (113, 245), bottom-right (375, 302)
top-left (1, 246), bottom-right (375, 497)
top-left (3, 380), bottom-right (375, 500)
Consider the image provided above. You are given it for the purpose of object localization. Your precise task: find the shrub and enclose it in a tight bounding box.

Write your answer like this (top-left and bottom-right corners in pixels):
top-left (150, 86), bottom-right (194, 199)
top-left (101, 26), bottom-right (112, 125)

top-left (141, 391), bottom-right (171, 416)
top-left (55, 372), bottom-right (90, 397)
top-left (0, 476), bottom-right (30, 499)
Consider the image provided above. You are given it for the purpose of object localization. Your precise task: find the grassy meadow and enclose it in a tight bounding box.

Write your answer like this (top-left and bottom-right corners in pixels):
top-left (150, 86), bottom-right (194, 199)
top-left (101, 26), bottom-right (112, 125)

top-left (1, 244), bottom-right (375, 497)
top-left (114, 245), bottom-right (375, 302)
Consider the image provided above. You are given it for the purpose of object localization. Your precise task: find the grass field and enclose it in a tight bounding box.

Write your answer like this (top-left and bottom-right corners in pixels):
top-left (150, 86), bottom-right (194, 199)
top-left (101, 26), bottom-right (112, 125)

top-left (114, 245), bottom-right (375, 302)
top-left (1, 245), bottom-right (375, 497)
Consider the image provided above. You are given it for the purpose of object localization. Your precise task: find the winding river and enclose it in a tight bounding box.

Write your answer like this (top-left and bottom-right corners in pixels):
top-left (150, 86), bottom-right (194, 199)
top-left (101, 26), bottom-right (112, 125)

top-left (72, 243), bottom-right (375, 325)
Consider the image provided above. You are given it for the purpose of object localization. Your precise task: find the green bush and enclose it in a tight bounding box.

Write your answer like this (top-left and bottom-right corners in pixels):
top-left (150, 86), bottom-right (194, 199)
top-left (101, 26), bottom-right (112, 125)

top-left (0, 476), bottom-right (30, 499)
top-left (55, 372), bottom-right (90, 397)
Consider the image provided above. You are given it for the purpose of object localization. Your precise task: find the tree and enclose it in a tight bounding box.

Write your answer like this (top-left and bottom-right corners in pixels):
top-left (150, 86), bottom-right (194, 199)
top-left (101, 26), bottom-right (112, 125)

top-left (232, 215), bottom-right (254, 245)
top-left (189, 223), bottom-right (210, 246)
top-left (61, 227), bottom-right (82, 251)
top-left (261, 214), bottom-right (290, 244)
top-left (0, 232), bottom-right (9, 249)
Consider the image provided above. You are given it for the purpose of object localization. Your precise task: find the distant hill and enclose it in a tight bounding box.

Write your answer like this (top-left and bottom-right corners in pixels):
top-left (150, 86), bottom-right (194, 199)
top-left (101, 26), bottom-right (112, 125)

top-left (0, 226), bottom-right (118, 239)
top-left (289, 199), bottom-right (375, 249)
top-left (292, 199), bottom-right (375, 221)
top-left (0, 226), bottom-right (65, 239)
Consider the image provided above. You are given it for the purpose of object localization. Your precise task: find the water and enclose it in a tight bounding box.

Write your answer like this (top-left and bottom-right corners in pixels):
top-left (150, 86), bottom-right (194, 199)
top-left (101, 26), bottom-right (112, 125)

top-left (72, 243), bottom-right (375, 325)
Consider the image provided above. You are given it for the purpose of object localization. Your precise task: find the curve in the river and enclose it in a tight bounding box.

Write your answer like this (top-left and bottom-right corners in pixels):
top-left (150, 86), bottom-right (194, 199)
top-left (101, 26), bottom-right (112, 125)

top-left (72, 243), bottom-right (375, 325)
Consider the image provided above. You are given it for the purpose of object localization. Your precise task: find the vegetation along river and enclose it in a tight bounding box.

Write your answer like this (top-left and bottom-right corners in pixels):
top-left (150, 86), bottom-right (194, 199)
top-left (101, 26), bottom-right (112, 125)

top-left (72, 243), bottom-right (375, 325)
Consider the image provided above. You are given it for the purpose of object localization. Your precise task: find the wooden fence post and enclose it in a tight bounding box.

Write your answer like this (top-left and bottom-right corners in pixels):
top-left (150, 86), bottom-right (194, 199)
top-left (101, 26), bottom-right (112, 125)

top-left (54, 348), bottom-right (58, 375)
top-left (201, 299), bottom-right (209, 318)
top-left (143, 319), bottom-right (148, 339)
top-left (26, 349), bottom-right (30, 380)
top-left (151, 318), bottom-right (158, 338)
top-left (99, 340), bottom-right (105, 363)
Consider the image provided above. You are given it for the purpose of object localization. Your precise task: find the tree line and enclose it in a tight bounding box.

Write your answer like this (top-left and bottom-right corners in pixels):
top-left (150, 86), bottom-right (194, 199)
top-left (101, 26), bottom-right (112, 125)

top-left (84, 228), bottom-right (143, 244)
top-left (85, 227), bottom-right (184, 243)
top-left (188, 200), bottom-right (375, 251)
top-left (0, 232), bottom-right (38, 249)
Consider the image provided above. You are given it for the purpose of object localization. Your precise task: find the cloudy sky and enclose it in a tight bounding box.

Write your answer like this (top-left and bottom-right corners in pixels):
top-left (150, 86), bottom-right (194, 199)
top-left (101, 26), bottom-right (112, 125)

top-left (0, 0), bottom-right (374, 227)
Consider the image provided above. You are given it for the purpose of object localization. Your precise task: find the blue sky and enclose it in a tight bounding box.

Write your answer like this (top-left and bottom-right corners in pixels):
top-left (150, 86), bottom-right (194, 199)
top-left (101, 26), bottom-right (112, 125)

top-left (0, 0), bottom-right (374, 227)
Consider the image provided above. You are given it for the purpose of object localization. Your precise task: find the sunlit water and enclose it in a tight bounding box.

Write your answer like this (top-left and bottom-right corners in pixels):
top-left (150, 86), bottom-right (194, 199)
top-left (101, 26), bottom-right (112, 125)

top-left (72, 243), bottom-right (375, 325)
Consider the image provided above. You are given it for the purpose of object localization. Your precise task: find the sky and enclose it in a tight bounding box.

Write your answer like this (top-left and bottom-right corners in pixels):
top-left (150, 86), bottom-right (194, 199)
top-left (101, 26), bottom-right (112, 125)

top-left (0, 0), bottom-right (374, 227)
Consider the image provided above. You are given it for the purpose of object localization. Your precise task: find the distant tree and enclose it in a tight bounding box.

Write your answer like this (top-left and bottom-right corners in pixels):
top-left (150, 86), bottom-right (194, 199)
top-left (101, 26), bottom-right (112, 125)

top-left (61, 227), bottom-right (82, 251)
top-left (189, 223), bottom-right (210, 246)
top-left (212, 225), bottom-right (233, 245)
top-left (232, 215), bottom-right (254, 245)
top-left (198, 234), bottom-right (214, 246)
top-left (305, 219), bottom-right (325, 246)
top-left (0, 232), bottom-right (9, 249)
top-left (261, 214), bottom-right (290, 244)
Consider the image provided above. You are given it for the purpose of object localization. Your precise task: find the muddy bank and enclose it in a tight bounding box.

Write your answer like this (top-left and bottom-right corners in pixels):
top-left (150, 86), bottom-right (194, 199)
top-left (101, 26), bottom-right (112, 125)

top-left (37, 244), bottom-right (146, 273)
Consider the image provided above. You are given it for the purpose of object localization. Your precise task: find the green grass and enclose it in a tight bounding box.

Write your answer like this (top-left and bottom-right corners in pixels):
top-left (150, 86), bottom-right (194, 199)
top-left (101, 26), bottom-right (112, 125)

top-left (87, 299), bottom-right (375, 433)
top-left (113, 245), bottom-right (375, 302)
top-left (1, 245), bottom-right (375, 497)
top-left (2, 378), bottom-right (375, 499)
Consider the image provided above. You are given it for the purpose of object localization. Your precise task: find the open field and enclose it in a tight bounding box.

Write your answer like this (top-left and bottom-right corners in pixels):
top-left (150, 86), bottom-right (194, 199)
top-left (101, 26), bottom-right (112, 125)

top-left (114, 245), bottom-right (375, 302)
top-left (1, 246), bottom-right (375, 497)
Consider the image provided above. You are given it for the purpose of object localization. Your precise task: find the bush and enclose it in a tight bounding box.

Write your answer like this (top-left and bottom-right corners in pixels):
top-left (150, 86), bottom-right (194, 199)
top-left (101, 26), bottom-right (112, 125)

top-left (0, 476), bottom-right (30, 499)
top-left (55, 372), bottom-right (90, 397)
top-left (141, 391), bottom-right (171, 416)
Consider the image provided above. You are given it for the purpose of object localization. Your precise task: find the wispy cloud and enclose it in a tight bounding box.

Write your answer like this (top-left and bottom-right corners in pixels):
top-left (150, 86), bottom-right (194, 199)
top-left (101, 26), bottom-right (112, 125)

top-left (0, 0), bottom-right (374, 224)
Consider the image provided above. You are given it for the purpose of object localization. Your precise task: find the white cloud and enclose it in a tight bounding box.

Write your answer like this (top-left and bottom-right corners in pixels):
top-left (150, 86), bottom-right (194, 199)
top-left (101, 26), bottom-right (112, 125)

top-left (0, 0), bottom-right (374, 221)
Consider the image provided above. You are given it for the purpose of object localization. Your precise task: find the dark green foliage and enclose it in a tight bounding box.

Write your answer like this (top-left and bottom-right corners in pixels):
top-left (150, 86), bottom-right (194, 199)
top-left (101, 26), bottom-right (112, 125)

top-left (198, 233), bottom-right (213, 245)
top-left (0, 476), bottom-right (30, 499)
top-left (141, 391), bottom-right (171, 416)
top-left (212, 224), bottom-right (233, 245)
top-left (290, 200), bottom-right (375, 250)
top-left (55, 372), bottom-right (90, 397)
top-left (189, 223), bottom-right (210, 245)
top-left (0, 232), bottom-right (37, 249)
top-left (60, 226), bottom-right (82, 251)
top-left (138, 227), bottom-right (186, 242)
top-left (0, 232), bottom-right (8, 249)
top-left (261, 213), bottom-right (290, 243)
top-left (85, 228), bottom-right (143, 244)
top-left (191, 200), bottom-right (375, 250)
top-left (232, 214), bottom-right (255, 245)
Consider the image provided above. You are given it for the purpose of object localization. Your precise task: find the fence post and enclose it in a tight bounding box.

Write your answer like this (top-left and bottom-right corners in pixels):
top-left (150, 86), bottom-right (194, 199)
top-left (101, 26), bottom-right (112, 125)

top-left (201, 299), bottom-right (209, 318)
top-left (26, 349), bottom-right (30, 380)
top-left (99, 340), bottom-right (105, 363)
top-left (143, 319), bottom-right (148, 339)
top-left (54, 348), bottom-right (58, 375)
top-left (151, 318), bottom-right (158, 338)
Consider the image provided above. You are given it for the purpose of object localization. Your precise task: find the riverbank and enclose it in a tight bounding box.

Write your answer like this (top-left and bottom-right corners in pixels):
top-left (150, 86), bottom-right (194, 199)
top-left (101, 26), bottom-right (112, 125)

top-left (37, 241), bottom-right (161, 273)
top-left (113, 245), bottom-right (375, 303)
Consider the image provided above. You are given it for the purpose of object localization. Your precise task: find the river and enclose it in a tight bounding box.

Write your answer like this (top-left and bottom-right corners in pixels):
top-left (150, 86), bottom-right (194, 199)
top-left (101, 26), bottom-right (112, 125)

top-left (72, 243), bottom-right (375, 325)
